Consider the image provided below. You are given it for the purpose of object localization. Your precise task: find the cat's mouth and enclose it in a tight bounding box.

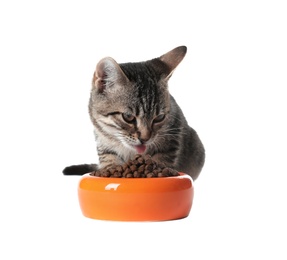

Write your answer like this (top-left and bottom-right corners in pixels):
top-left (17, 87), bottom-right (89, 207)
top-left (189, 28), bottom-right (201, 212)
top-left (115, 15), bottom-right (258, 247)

top-left (134, 145), bottom-right (146, 154)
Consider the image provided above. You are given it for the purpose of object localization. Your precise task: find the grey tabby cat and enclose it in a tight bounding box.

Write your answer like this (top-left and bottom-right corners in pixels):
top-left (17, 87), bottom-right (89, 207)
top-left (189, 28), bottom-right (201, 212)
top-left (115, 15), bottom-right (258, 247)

top-left (63, 46), bottom-right (205, 180)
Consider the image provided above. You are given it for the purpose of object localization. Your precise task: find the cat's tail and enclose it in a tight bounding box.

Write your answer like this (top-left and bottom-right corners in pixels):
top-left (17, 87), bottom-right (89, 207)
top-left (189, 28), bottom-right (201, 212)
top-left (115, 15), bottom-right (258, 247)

top-left (62, 164), bottom-right (98, 175)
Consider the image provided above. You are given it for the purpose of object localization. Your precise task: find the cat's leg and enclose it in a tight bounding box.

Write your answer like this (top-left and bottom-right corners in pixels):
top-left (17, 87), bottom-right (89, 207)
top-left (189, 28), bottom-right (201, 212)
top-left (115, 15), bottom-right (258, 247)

top-left (150, 149), bottom-right (204, 181)
top-left (150, 153), bottom-right (176, 169)
top-left (98, 153), bottom-right (125, 170)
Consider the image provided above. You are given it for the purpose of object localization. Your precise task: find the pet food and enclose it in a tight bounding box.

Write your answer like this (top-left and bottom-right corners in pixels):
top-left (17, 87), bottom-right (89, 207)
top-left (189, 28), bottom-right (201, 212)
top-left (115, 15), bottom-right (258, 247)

top-left (90, 154), bottom-right (179, 178)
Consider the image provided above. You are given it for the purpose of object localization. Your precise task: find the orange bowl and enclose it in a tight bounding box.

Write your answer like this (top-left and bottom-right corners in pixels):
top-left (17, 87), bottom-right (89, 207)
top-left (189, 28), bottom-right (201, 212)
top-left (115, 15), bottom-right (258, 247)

top-left (78, 172), bottom-right (194, 221)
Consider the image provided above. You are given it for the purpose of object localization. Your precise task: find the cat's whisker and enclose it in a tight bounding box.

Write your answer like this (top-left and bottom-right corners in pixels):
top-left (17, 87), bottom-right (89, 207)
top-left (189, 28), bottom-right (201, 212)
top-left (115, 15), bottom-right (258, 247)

top-left (160, 128), bottom-right (186, 134)
top-left (149, 139), bottom-right (162, 153)
top-left (158, 128), bottom-right (190, 137)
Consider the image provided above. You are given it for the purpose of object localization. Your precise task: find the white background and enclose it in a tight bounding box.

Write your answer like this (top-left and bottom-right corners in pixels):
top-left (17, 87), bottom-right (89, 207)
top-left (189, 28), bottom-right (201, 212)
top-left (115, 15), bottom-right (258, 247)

top-left (1, 0), bottom-right (286, 259)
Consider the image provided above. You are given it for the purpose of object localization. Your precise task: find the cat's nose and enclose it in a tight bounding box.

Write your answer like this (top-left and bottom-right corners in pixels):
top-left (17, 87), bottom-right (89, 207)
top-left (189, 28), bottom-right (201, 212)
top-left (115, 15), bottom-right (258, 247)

top-left (138, 130), bottom-right (151, 144)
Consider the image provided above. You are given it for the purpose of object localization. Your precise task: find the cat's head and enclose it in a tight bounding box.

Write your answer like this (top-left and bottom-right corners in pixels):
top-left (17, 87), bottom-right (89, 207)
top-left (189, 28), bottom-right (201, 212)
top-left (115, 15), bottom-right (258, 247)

top-left (89, 46), bottom-right (187, 154)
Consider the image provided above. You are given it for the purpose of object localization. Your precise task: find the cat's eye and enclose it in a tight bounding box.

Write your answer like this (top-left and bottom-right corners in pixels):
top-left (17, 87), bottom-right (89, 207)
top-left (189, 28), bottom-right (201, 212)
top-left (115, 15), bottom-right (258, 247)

top-left (122, 113), bottom-right (136, 123)
top-left (153, 114), bottom-right (165, 124)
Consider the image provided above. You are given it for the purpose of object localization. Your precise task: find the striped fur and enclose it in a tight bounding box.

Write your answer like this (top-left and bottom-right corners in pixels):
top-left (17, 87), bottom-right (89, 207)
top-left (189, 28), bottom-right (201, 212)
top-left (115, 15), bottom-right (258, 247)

top-left (63, 46), bottom-right (205, 180)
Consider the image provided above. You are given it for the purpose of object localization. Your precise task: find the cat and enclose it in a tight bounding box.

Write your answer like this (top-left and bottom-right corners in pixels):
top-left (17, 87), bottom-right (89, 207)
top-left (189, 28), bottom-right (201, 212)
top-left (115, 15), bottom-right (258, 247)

top-left (63, 46), bottom-right (205, 180)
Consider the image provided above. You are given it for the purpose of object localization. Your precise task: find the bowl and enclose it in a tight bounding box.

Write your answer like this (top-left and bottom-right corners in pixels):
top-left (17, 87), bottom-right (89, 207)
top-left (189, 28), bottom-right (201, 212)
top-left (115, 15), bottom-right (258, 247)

top-left (78, 172), bottom-right (194, 221)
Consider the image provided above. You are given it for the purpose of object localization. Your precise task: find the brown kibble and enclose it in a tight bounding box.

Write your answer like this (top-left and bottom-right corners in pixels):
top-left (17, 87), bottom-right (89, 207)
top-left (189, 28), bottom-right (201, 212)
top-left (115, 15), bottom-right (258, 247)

top-left (158, 172), bottom-right (168, 177)
top-left (162, 168), bottom-right (170, 175)
top-left (123, 168), bottom-right (132, 177)
top-left (94, 171), bottom-right (101, 177)
top-left (145, 164), bottom-right (153, 172)
top-left (102, 170), bottom-right (111, 177)
top-left (137, 157), bottom-right (144, 164)
top-left (138, 164), bottom-right (145, 173)
top-left (145, 158), bottom-right (153, 165)
top-left (144, 170), bottom-right (150, 175)
top-left (131, 159), bottom-right (138, 165)
top-left (130, 164), bottom-right (137, 172)
top-left (127, 160), bottom-right (133, 166)
top-left (134, 154), bottom-right (142, 160)
top-left (109, 168), bottom-right (116, 174)
top-left (122, 163), bottom-right (128, 170)
top-left (133, 171), bottom-right (141, 178)
top-left (146, 172), bottom-right (155, 178)
top-left (113, 171), bottom-right (122, 178)
top-left (157, 163), bottom-right (166, 169)
top-left (90, 154), bottom-right (179, 178)
top-left (171, 169), bottom-right (180, 176)
top-left (153, 169), bottom-right (159, 175)
top-left (116, 165), bottom-right (123, 173)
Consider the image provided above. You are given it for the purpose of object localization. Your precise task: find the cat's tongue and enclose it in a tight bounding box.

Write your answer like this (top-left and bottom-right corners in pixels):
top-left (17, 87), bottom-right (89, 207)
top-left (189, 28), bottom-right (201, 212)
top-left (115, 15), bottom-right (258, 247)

top-left (135, 145), bottom-right (146, 154)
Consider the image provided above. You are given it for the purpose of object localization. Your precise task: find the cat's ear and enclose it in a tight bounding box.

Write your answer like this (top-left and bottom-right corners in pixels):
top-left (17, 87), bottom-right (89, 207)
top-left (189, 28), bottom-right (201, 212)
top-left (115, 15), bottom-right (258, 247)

top-left (92, 57), bottom-right (128, 93)
top-left (159, 46), bottom-right (187, 80)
